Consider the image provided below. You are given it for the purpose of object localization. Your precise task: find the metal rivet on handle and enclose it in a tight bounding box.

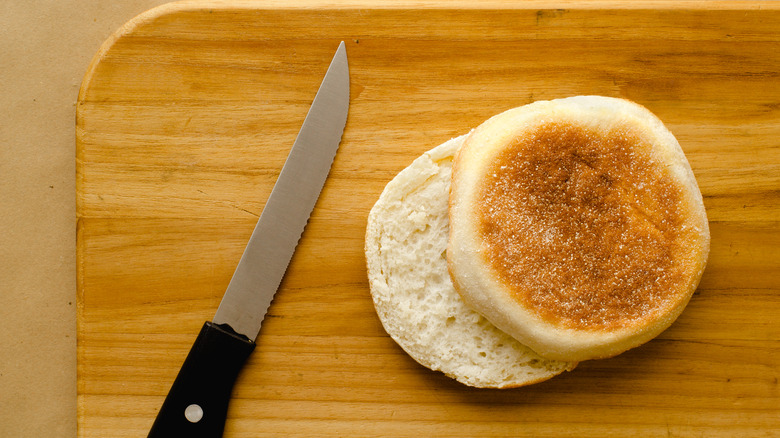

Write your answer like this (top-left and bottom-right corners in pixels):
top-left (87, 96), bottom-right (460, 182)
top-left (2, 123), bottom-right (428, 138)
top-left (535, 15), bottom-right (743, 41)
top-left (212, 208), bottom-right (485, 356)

top-left (184, 404), bottom-right (204, 423)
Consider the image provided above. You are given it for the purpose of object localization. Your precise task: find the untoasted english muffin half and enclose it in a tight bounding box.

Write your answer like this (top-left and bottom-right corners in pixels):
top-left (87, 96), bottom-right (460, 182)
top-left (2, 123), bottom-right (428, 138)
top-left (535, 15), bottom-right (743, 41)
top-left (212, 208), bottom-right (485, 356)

top-left (365, 135), bottom-right (575, 388)
top-left (448, 96), bottom-right (710, 362)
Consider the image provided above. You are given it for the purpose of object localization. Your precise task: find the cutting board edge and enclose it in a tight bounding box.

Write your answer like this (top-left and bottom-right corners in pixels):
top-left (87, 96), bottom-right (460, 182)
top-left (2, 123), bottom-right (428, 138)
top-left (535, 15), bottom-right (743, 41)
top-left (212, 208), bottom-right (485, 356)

top-left (74, 0), bottom-right (780, 110)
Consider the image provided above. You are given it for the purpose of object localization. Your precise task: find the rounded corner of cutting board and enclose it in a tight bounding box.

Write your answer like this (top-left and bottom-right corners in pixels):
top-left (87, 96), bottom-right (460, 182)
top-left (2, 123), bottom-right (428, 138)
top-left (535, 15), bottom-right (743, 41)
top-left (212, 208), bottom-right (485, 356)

top-left (77, 1), bottom-right (207, 104)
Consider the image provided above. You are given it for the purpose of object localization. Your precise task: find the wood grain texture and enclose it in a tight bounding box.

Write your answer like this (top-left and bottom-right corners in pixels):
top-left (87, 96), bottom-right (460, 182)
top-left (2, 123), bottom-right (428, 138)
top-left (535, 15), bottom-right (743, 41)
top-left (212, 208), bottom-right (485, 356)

top-left (77, 2), bottom-right (780, 437)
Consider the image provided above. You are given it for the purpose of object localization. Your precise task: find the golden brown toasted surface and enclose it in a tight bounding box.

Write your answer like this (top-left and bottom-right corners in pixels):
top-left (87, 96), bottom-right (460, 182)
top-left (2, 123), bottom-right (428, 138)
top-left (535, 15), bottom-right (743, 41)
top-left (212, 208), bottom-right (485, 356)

top-left (477, 120), bottom-right (700, 331)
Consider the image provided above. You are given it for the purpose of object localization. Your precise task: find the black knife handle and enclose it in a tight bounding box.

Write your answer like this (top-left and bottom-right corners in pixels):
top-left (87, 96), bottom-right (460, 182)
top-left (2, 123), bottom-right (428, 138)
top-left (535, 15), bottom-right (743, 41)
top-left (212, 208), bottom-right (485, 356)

top-left (148, 321), bottom-right (256, 438)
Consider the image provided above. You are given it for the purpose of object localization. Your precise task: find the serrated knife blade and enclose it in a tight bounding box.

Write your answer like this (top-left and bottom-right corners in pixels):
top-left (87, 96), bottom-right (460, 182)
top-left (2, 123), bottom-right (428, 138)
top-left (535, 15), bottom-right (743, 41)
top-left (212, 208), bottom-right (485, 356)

top-left (148, 41), bottom-right (349, 438)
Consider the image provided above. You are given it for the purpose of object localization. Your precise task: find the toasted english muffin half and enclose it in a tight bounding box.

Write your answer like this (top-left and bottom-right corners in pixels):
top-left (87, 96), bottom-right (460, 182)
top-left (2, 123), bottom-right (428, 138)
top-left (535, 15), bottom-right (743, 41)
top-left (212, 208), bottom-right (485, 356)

top-left (448, 96), bottom-right (710, 362)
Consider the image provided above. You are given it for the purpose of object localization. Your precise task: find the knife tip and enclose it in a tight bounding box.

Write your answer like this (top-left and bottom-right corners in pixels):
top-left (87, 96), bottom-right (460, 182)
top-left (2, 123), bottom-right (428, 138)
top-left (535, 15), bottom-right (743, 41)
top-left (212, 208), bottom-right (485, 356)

top-left (334, 41), bottom-right (348, 65)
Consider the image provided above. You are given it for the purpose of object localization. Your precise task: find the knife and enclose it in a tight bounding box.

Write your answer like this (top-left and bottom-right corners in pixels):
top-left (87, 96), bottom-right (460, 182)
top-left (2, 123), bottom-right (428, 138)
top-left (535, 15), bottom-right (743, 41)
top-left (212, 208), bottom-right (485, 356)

top-left (148, 41), bottom-right (349, 438)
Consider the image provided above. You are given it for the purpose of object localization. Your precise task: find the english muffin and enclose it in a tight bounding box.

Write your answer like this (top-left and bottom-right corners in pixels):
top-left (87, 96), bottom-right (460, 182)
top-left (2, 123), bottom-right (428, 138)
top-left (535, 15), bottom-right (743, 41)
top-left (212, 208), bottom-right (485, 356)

top-left (448, 96), bottom-right (709, 362)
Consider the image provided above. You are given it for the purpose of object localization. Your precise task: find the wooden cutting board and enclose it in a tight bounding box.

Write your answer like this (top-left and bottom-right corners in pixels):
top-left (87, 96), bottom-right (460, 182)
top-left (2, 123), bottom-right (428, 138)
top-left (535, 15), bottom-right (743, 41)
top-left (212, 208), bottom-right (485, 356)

top-left (77, 1), bottom-right (780, 436)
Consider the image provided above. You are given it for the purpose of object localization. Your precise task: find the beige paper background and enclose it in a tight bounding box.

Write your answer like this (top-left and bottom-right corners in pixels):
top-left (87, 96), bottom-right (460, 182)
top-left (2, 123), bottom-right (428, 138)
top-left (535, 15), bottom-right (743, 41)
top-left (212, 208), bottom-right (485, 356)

top-left (0, 2), bottom-right (168, 436)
